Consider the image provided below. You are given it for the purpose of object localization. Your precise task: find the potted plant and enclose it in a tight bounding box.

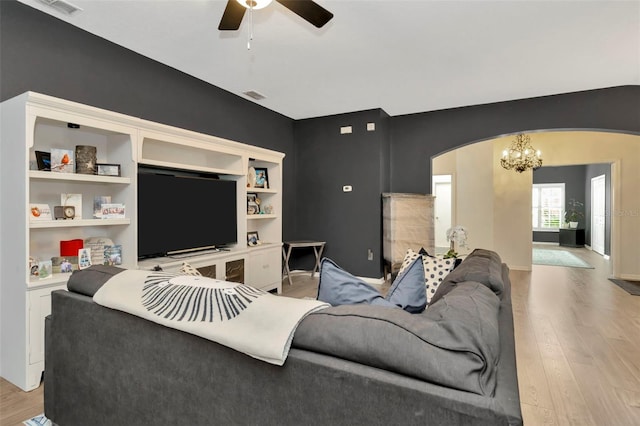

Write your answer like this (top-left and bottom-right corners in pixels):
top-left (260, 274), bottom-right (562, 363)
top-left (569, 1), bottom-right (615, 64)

top-left (444, 225), bottom-right (468, 258)
top-left (564, 198), bottom-right (584, 228)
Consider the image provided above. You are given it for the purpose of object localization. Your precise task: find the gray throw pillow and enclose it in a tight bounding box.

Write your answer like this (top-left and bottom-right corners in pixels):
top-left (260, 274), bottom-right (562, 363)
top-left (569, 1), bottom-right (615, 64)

top-left (317, 258), bottom-right (396, 308)
top-left (317, 257), bottom-right (426, 313)
top-left (385, 255), bottom-right (426, 313)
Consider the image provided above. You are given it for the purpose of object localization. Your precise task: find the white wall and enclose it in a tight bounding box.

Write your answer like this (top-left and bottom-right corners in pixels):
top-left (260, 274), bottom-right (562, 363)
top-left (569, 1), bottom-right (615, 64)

top-left (433, 131), bottom-right (640, 278)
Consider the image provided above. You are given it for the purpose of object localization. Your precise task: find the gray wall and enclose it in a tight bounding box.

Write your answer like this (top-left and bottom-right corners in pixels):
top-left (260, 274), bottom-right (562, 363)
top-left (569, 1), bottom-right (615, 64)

top-left (2, 1), bottom-right (637, 277)
top-left (293, 109), bottom-right (390, 277)
top-left (389, 88), bottom-right (640, 194)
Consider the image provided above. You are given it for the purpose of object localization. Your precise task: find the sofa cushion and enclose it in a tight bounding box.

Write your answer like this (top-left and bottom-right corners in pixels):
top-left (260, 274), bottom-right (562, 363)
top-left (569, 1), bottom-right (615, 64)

top-left (67, 264), bottom-right (125, 297)
top-left (295, 281), bottom-right (501, 396)
top-left (439, 248), bottom-right (504, 298)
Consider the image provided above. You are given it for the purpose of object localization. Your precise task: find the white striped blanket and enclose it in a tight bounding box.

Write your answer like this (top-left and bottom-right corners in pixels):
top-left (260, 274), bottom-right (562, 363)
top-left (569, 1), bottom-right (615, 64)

top-left (93, 270), bottom-right (329, 365)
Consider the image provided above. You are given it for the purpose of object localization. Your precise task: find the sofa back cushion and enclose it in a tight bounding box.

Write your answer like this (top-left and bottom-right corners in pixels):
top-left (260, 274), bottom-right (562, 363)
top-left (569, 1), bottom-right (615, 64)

top-left (294, 281), bottom-right (501, 396)
top-left (435, 248), bottom-right (505, 300)
top-left (67, 264), bottom-right (125, 296)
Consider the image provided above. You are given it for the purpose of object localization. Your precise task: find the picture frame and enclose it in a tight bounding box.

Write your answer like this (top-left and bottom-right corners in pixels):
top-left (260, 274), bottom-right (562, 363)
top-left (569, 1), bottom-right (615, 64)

top-left (101, 203), bottom-right (126, 219)
top-left (247, 231), bottom-right (260, 246)
top-left (254, 167), bottom-right (269, 189)
top-left (50, 148), bottom-right (74, 173)
top-left (38, 260), bottom-right (53, 279)
top-left (247, 192), bottom-right (260, 215)
top-left (78, 248), bottom-right (92, 270)
top-left (96, 163), bottom-right (121, 177)
top-left (35, 151), bottom-right (51, 171)
top-left (29, 203), bottom-right (52, 221)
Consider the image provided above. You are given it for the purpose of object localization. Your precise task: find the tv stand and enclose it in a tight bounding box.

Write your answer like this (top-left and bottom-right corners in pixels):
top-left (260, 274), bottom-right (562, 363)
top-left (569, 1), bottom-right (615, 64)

top-left (168, 248), bottom-right (221, 259)
top-left (1, 92), bottom-right (284, 391)
top-left (140, 249), bottom-right (248, 284)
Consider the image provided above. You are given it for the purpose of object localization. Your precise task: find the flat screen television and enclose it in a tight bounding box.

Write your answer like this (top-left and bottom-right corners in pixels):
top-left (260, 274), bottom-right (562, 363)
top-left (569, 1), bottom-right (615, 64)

top-left (137, 167), bottom-right (237, 259)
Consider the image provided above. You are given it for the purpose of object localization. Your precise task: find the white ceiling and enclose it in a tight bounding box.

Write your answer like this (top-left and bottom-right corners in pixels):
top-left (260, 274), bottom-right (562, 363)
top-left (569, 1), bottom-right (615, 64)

top-left (17, 0), bottom-right (640, 120)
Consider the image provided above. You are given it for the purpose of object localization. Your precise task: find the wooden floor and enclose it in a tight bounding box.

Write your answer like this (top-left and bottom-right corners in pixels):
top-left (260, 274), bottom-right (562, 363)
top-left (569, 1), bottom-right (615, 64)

top-left (2, 245), bottom-right (639, 425)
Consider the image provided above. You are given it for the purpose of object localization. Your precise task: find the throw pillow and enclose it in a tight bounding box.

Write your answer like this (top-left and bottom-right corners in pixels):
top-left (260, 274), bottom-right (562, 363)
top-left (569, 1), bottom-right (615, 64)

top-left (398, 248), bottom-right (457, 304)
top-left (398, 248), bottom-right (421, 274)
top-left (423, 256), bottom-right (456, 303)
top-left (317, 258), bottom-right (395, 308)
top-left (385, 255), bottom-right (427, 313)
top-left (179, 262), bottom-right (202, 276)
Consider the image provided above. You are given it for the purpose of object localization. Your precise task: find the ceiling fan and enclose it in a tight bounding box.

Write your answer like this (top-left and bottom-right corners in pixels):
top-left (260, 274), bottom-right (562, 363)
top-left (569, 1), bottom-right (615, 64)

top-left (218, 0), bottom-right (334, 30)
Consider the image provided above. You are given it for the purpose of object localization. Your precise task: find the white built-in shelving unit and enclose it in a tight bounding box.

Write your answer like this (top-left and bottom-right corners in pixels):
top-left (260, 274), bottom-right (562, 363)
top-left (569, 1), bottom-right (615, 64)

top-left (0, 92), bottom-right (284, 391)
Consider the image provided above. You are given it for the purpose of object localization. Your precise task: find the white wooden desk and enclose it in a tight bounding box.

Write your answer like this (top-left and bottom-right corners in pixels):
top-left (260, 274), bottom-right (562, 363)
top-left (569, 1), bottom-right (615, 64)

top-left (282, 241), bottom-right (326, 286)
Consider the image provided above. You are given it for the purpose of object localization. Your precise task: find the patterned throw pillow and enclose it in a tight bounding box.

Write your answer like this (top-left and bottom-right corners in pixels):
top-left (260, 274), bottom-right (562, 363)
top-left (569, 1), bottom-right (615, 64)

top-left (399, 249), bottom-right (456, 304)
top-left (398, 248), bottom-right (422, 274)
top-left (178, 262), bottom-right (202, 276)
top-left (422, 256), bottom-right (456, 303)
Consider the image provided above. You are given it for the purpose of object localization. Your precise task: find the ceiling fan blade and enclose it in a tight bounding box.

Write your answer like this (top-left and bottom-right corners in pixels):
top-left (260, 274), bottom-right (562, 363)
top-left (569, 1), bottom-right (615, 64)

top-left (276, 0), bottom-right (334, 28)
top-left (218, 0), bottom-right (247, 31)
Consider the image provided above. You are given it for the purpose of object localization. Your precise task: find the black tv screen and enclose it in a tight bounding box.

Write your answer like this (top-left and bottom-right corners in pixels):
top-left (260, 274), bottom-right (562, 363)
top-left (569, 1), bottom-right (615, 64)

top-left (137, 168), bottom-right (237, 259)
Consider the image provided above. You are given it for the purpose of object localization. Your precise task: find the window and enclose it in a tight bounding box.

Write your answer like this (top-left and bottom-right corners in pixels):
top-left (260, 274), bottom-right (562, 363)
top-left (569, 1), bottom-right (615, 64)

top-left (532, 183), bottom-right (565, 231)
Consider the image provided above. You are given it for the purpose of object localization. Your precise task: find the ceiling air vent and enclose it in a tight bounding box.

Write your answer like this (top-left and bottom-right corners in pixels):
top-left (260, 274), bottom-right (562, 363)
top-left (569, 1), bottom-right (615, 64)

top-left (37, 0), bottom-right (83, 15)
top-left (243, 91), bottom-right (266, 101)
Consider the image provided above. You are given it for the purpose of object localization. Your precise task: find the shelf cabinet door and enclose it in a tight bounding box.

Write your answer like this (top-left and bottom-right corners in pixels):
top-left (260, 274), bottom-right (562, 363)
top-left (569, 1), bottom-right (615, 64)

top-left (224, 259), bottom-right (244, 283)
top-left (247, 246), bottom-right (282, 293)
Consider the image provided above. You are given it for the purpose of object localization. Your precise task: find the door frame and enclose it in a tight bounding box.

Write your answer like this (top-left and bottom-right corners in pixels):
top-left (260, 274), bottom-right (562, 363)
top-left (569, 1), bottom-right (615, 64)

top-left (590, 174), bottom-right (606, 256)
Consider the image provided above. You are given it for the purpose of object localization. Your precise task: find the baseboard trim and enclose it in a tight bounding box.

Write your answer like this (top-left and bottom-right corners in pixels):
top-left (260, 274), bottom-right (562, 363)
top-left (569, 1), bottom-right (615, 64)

top-left (510, 265), bottom-right (532, 271)
top-left (619, 273), bottom-right (640, 281)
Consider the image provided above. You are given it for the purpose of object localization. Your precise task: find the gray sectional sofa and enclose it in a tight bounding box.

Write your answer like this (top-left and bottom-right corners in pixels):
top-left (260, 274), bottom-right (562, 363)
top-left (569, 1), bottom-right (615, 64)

top-left (44, 249), bottom-right (522, 425)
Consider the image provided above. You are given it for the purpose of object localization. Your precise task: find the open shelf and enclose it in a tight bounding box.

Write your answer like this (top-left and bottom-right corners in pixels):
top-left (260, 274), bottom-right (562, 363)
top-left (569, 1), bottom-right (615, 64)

top-left (29, 170), bottom-right (130, 184)
top-left (29, 218), bottom-right (131, 229)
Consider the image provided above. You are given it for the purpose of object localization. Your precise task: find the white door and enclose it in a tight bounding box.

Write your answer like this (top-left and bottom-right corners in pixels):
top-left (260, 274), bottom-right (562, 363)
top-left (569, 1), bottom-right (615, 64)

top-left (433, 175), bottom-right (452, 249)
top-left (591, 174), bottom-right (606, 255)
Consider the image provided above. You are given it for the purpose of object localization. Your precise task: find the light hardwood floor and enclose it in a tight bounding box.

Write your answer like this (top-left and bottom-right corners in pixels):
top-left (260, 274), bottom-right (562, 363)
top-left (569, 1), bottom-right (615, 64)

top-left (2, 245), bottom-right (639, 425)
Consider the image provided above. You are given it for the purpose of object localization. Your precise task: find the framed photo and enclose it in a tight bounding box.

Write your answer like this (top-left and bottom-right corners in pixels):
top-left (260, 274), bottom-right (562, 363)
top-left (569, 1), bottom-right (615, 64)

top-left (51, 148), bottom-right (74, 173)
top-left (35, 151), bottom-right (51, 171)
top-left (97, 163), bottom-right (121, 177)
top-left (38, 260), bottom-right (53, 279)
top-left (247, 231), bottom-right (260, 246)
top-left (93, 195), bottom-right (112, 218)
top-left (254, 167), bottom-right (269, 189)
top-left (247, 193), bottom-right (260, 215)
top-left (101, 203), bottom-right (126, 219)
top-left (29, 203), bottom-right (52, 221)
top-left (78, 248), bottom-right (92, 270)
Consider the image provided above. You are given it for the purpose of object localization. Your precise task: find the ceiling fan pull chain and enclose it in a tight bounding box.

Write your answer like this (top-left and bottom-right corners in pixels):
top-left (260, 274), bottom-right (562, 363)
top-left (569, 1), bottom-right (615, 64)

top-left (247, 3), bottom-right (254, 50)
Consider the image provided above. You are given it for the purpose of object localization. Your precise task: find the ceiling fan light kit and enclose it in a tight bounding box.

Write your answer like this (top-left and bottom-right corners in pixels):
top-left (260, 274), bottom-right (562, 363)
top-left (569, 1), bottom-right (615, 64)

top-left (218, 0), bottom-right (333, 31)
top-left (236, 0), bottom-right (273, 10)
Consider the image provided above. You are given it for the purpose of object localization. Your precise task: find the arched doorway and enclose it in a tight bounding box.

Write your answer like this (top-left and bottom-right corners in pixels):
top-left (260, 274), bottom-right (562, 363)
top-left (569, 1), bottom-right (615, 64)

top-left (431, 130), bottom-right (640, 279)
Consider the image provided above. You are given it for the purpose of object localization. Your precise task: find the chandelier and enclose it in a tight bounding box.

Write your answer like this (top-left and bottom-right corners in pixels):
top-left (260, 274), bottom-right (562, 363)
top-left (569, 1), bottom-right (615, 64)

top-left (500, 133), bottom-right (542, 173)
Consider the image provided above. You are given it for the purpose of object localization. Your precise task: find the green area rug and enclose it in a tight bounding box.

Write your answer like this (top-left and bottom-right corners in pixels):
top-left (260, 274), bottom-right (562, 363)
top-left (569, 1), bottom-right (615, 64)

top-left (608, 279), bottom-right (640, 296)
top-left (532, 249), bottom-right (593, 269)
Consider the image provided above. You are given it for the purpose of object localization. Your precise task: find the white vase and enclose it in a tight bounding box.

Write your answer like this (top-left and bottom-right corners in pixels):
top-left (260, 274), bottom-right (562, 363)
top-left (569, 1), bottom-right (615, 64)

top-left (569, 221), bottom-right (578, 229)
